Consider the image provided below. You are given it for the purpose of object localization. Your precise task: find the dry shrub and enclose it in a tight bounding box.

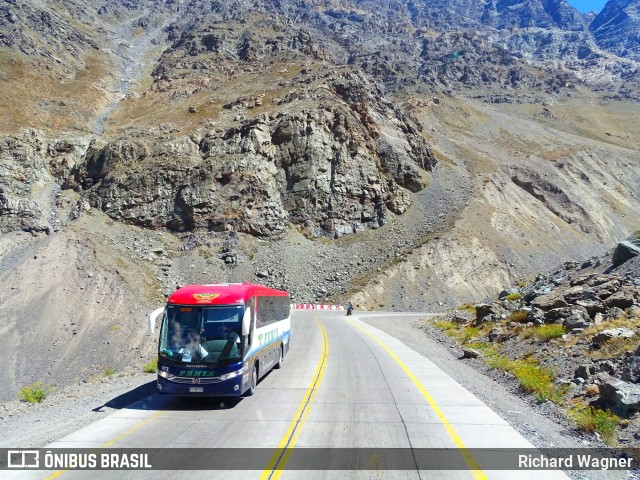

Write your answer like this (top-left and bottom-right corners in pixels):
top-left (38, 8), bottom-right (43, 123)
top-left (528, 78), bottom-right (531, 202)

top-left (508, 311), bottom-right (529, 323)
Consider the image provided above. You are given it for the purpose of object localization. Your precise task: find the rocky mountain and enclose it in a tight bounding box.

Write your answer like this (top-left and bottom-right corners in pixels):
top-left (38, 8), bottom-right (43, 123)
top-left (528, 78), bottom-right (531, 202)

top-left (481, 0), bottom-right (586, 30)
top-left (590, 0), bottom-right (640, 61)
top-left (0, 0), bottom-right (637, 236)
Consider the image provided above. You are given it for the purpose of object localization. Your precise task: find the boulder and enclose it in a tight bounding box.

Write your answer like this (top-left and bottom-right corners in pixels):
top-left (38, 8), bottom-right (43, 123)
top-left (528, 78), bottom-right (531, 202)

top-left (530, 285), bottom-right (553, 299)
top-left (599, 361), bottom-right (617, 375)
top-left (604, 285), bottom-right (640, 309)
top-left (622, 356), bottom-right (640, 383)
top-left (474, 303), bottom-right (497, 323)
top-left (593, 279), bottom-right (621, 299)
top-left (488, 327), bottom-right (503, 342)
top-left (532, 292), bottom-right (568, 311)
top-left (604, 306), bottom-right (626, 321)
top-left (561, 286), bottom-right (605, 317)
top-left (451, 314), bottom-right (471, 325)
top-left (572, 273), bottom-right (614, 288)
top-left (560, 306), bottom-right (592, 331)
top-left (597, 373), bottom-right (640, 414)
top-left (593, 328), bottom-right (636, 344)
top-left (575, 299), bottom-right (605, 317)
top-left (527, 307), bottom-right (546, 325)
top-left (580, 260), bottom-right (593, 269)
top-left (575, 364), bottom-right (595, 380)
top-left (546, 305), bottom-right (589, 324)
top-left (563, 285), bottom-right (597, 303)
top-left (498, 288), bottom-right (519, 299)
top-left (612, 241), bottom-right (640, 267)
top-left (462, 348), bottom-right (481, 359)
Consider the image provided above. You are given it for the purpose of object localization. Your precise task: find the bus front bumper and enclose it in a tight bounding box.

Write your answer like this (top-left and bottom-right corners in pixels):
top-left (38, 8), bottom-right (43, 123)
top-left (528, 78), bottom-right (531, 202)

top-left (157, 374), bottom-right (246, 397)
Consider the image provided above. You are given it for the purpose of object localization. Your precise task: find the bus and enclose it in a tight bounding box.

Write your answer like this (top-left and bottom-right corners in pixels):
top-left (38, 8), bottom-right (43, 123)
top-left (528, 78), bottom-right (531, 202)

top-left (148, 283), bottom-right (290, 397)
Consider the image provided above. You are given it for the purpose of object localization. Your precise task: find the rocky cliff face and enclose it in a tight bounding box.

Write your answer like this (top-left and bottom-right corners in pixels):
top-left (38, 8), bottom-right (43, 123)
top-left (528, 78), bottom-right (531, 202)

top-left (0, 0), bottom-right (98, 60)
top-left (481, 0), bottom-right (586, 30)
top-left (71, 71), bottom-right (435, 237)
top-left (0, 130), bottom-right (91, 234)
top-left (590, 0), bottom-right (640, 61)
top-left (416, 30), bottom-right (578, 94)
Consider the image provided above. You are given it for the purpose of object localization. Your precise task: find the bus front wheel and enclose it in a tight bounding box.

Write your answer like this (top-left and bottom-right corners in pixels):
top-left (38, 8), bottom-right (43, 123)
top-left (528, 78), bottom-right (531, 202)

top-left (245, 363), bottom-right (258, 396)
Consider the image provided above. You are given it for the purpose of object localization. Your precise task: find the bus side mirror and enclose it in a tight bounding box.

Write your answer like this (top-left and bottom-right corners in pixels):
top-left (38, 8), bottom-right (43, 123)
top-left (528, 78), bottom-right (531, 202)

top-left (242, 308), bottom-right (251, 336)
top-left (148, 307), bottom-right (164, 334)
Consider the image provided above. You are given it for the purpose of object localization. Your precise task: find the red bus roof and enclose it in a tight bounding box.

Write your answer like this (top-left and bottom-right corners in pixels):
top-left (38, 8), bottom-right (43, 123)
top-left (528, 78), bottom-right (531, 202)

top-left (167, 283), bottom-right (289, 306)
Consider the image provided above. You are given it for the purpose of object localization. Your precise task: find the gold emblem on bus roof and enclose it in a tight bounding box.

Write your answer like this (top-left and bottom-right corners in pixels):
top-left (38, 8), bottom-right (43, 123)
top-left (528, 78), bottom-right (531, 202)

top-left (192, 293), bottom-right (220, 302)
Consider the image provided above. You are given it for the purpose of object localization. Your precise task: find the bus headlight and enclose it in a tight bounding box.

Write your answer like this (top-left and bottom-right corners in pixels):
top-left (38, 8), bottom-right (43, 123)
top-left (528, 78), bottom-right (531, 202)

top-left (219, 368), bottom-right (243, 381)
top-left (158, 370), bottom-right (168, 378)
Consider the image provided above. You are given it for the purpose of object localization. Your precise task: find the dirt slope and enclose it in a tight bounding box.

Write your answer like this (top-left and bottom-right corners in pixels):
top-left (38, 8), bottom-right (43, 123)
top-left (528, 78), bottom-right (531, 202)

top-left (352, 94), bottom-right (640, 310)
top-left (0, 215), bottom-right (160, 402)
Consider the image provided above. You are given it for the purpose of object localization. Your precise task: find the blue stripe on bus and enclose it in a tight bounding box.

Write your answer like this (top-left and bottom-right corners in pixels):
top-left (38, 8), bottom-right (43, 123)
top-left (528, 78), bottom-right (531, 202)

top-left (246, 330), bottom-right (290, 358)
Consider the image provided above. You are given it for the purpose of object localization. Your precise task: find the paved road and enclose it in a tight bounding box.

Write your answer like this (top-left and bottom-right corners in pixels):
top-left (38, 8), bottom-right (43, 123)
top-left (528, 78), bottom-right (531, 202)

top-left (7, 310), bottom-right (572, 479)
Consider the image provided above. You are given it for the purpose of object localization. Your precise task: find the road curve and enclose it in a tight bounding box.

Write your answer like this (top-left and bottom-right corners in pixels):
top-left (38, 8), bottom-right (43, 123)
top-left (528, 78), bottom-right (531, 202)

top-left (7, 310), bottom-right (571, 480)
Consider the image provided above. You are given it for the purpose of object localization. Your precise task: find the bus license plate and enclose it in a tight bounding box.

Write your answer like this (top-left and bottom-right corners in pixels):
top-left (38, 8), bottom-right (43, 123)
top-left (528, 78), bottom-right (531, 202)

top-left (189, 387), bottom-right (203, 393)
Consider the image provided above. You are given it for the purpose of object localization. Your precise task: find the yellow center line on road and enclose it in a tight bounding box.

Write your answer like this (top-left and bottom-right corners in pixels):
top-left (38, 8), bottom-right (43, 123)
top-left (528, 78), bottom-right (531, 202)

top-left (260, 317), bottom-right (328, 480)
top-left (347, 318), bottom-right (488, 480)
top-left (44, 410), bottom-right (165, 479)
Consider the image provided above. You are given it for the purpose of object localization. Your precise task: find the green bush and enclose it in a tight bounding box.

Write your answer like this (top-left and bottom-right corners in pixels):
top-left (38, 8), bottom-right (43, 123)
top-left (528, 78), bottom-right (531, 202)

top-left (521, 324), bottom-right (566, 341)
top-left (504, 292), bottom-right (523, 301)
top-left (143, 358), bottom-right (158, 373)
top-left (511, 360), bottom-right (566, 403)
top-left (459, 326), bottom-right (481, 344)
top-left (568, 406), bottom-right (620, 445)
top-left (486, 356), bottom-right (565, 403)
top-left (104, 368), bottom-right (116, 377)
top-left (433, 320), bottom-right (477, 343)
top-left (465, 342), bottom-right (500, 358)
top-left (486, 354), bottom-right (513, 371)
top-left (18, 382), bottom-right (54, 403)
top-left (433, 320), bottom-right (457, 333)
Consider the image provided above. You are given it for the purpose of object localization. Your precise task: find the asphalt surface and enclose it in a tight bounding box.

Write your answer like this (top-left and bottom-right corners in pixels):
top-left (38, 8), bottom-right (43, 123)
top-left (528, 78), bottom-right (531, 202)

top-left (6, 311), bottom-right (575, 479)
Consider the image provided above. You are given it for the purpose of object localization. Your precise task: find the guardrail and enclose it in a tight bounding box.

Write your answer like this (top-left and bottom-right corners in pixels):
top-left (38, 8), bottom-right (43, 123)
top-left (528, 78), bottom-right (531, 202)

top-left (290, 304), bottom-right (345, 310)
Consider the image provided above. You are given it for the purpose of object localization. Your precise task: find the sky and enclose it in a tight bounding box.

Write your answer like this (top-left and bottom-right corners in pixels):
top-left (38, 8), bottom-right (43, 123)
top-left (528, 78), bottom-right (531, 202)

top-left (565, 0), bottom-right (608, 13)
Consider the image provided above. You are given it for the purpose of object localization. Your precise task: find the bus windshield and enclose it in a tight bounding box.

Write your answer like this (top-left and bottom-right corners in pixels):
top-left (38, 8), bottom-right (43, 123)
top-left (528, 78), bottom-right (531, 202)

top-left (159, 304), bottom-right (244, 365)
